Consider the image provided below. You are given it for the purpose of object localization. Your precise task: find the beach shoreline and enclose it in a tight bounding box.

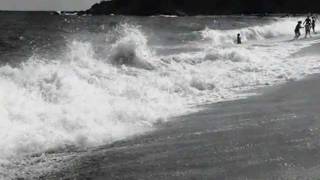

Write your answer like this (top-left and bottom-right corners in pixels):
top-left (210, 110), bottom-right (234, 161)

top-left (41, 71), bottom-right (320, 179)
top-left (3, 17), bottom-right (320, 180)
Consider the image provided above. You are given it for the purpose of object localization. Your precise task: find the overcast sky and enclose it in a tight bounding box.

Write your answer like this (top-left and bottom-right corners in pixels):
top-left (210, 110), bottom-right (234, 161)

top-left (0, 0), bottom-right (102, 11)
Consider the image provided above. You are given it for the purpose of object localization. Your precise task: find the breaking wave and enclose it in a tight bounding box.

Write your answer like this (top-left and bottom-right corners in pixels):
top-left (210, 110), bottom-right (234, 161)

top-left (0, 18), bottom-right (320, 166)
top-left (107, 24), bottom-right (156, 70)
top-left (201, 18), bottom-right (298, 44)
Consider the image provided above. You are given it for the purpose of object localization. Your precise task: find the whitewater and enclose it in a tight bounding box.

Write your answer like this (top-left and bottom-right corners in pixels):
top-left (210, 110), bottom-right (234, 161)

top-left (1, 13), bottom-right (320, 178)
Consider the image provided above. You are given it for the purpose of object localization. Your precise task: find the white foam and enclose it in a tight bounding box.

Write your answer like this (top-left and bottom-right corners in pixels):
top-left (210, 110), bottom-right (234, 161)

top-left (1, 19), bottom-right (320, 175)
top-left (0, 39), bottom-right (187, 159)
top-left (107, 24), bottom-right (156, 70)
top-left (201, 18), bottom-right (299, 45)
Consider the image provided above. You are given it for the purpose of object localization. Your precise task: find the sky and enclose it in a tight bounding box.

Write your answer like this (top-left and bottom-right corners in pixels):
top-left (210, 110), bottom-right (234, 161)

top-left (0, 0), bottom-right (102, 11)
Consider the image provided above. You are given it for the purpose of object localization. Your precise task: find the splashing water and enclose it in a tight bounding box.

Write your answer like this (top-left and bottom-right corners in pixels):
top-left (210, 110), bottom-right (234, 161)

top-left (1, 16), bottom-right (320, 178)
top-left (201, 18), bottom-right (299, 44)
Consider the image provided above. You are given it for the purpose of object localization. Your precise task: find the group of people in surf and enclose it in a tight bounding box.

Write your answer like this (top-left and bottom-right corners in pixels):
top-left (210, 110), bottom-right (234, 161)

top-left (235, 15), bottom-right (318, 44)
top-left (295, 15), bottom-right (318, 39)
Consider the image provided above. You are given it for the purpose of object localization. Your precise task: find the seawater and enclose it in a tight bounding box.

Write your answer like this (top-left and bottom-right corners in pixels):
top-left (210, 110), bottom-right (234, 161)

top-left (0, 13), bottom-right (320, 178)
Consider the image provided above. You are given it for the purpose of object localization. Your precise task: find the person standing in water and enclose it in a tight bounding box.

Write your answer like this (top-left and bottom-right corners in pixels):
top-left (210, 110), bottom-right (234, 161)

top-left (304, 16), bottom-right (312, 38)
top-left (294, 21), bottom-right (303, 39)
top-left (312, 16), bottom-right (317, 34)
top-left (236, 33), bottom-right (241, 44)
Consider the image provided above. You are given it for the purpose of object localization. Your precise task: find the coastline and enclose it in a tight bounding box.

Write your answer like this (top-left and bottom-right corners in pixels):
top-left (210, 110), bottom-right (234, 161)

top-left (13, 32), bottom-right (320, 180)
top-left (5, 16), bottom-right (320, 180)
top-left (40, 73), bottom-right (320, 180)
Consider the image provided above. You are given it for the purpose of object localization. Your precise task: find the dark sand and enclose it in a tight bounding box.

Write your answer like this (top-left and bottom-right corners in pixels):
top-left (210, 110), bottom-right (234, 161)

top-left (42, 74), bottom-right (320, 180)
top-left (41, 41), bottom-right (320, 180)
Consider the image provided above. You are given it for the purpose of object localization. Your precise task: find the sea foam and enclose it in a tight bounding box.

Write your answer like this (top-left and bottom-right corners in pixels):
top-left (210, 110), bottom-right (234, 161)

top-left (0, 18), bottom-right (319, 166)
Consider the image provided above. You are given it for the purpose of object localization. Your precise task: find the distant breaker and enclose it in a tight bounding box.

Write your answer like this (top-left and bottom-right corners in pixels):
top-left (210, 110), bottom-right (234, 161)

top-left (201, 18), bottom-right (298, 44)
top-left (79, 0), bottom-right (320, 16)
top-left (53, 11), bottom-right (78, 16)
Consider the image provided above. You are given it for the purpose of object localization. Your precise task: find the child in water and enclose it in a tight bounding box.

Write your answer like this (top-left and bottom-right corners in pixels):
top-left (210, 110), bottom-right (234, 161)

top-left (294, 21), bottom-right (303, 39)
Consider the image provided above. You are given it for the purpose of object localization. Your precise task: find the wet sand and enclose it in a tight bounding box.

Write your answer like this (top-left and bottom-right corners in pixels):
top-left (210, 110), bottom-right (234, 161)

top-left (41, 73), bottom-right (320, 180)
top-left (38, 39), bottom-right (320, 180)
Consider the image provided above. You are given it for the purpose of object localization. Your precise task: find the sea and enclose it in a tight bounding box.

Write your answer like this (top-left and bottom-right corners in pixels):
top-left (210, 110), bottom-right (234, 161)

top-left (0, 12), bottom-right (320, 178)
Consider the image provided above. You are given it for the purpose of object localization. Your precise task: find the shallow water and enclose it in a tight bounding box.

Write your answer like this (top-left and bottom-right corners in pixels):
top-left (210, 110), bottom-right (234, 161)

top-left (0, 12), bottom-right (320, 178)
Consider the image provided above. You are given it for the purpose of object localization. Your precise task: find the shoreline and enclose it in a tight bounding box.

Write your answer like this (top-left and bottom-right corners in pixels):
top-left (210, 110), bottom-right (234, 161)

top-left (40, 72), bottom-right (320, 180)
top-left (14, 31), bottom-right (320, 180)
top-left (4, 16), bottom-right (320, 180)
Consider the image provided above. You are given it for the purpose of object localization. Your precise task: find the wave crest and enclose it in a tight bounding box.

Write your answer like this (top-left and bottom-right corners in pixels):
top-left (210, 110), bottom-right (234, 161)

top-left (201, 18), bottom-right (297, 44)
top-left (108, 24), bottom-right (155, 70)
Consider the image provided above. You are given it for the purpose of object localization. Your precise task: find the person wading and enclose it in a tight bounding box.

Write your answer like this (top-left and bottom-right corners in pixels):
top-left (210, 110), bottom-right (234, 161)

top-left (294, 21), bottom-right (303, 39)
top-left (236, 33), bottom-right (242, 44)
top-left (304, 16), bottom-right (312, 38)
top-left (312, 16), bottom-right (317, 34)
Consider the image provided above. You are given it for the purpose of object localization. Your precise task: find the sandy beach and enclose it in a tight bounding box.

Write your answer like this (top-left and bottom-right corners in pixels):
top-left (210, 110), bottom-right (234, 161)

top-left (1, 15), bottom-right (320, 179)
top-left (42, 45), bottom-right (320, 179)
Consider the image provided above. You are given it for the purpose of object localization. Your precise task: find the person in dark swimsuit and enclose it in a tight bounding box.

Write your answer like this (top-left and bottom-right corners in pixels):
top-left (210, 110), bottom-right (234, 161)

top-left (312, 16), bottom-right (317, 34)
top-left (304, 16), bottom-right (312, 38)
top-left (295, 21), bottom-right (303, 39)
top-left (236, 33), bottom-right (241, 44)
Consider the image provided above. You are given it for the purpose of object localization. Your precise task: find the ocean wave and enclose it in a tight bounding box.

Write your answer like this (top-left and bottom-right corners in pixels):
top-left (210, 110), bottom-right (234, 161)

top-left (0, 19), bottom-right (320, 167)
top-left (107, 24), bottom-right (155, 70)
top-left (201, 18), bottom-right (298, 44)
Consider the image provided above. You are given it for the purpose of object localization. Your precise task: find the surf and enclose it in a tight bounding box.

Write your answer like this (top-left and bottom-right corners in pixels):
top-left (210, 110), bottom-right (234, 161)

top-left (1, 15), bottom-right (320, 179)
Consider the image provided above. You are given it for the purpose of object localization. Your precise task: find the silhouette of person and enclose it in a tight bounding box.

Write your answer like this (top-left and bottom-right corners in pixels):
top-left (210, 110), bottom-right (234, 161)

top-left (294, 21), bottom-right (303, 39)
top-left (312, 16), bottom-right (317, 33)
top-left (304, 16), bottom-right (312, 38)
top-left (237, 33), bottom-right (241, 44)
